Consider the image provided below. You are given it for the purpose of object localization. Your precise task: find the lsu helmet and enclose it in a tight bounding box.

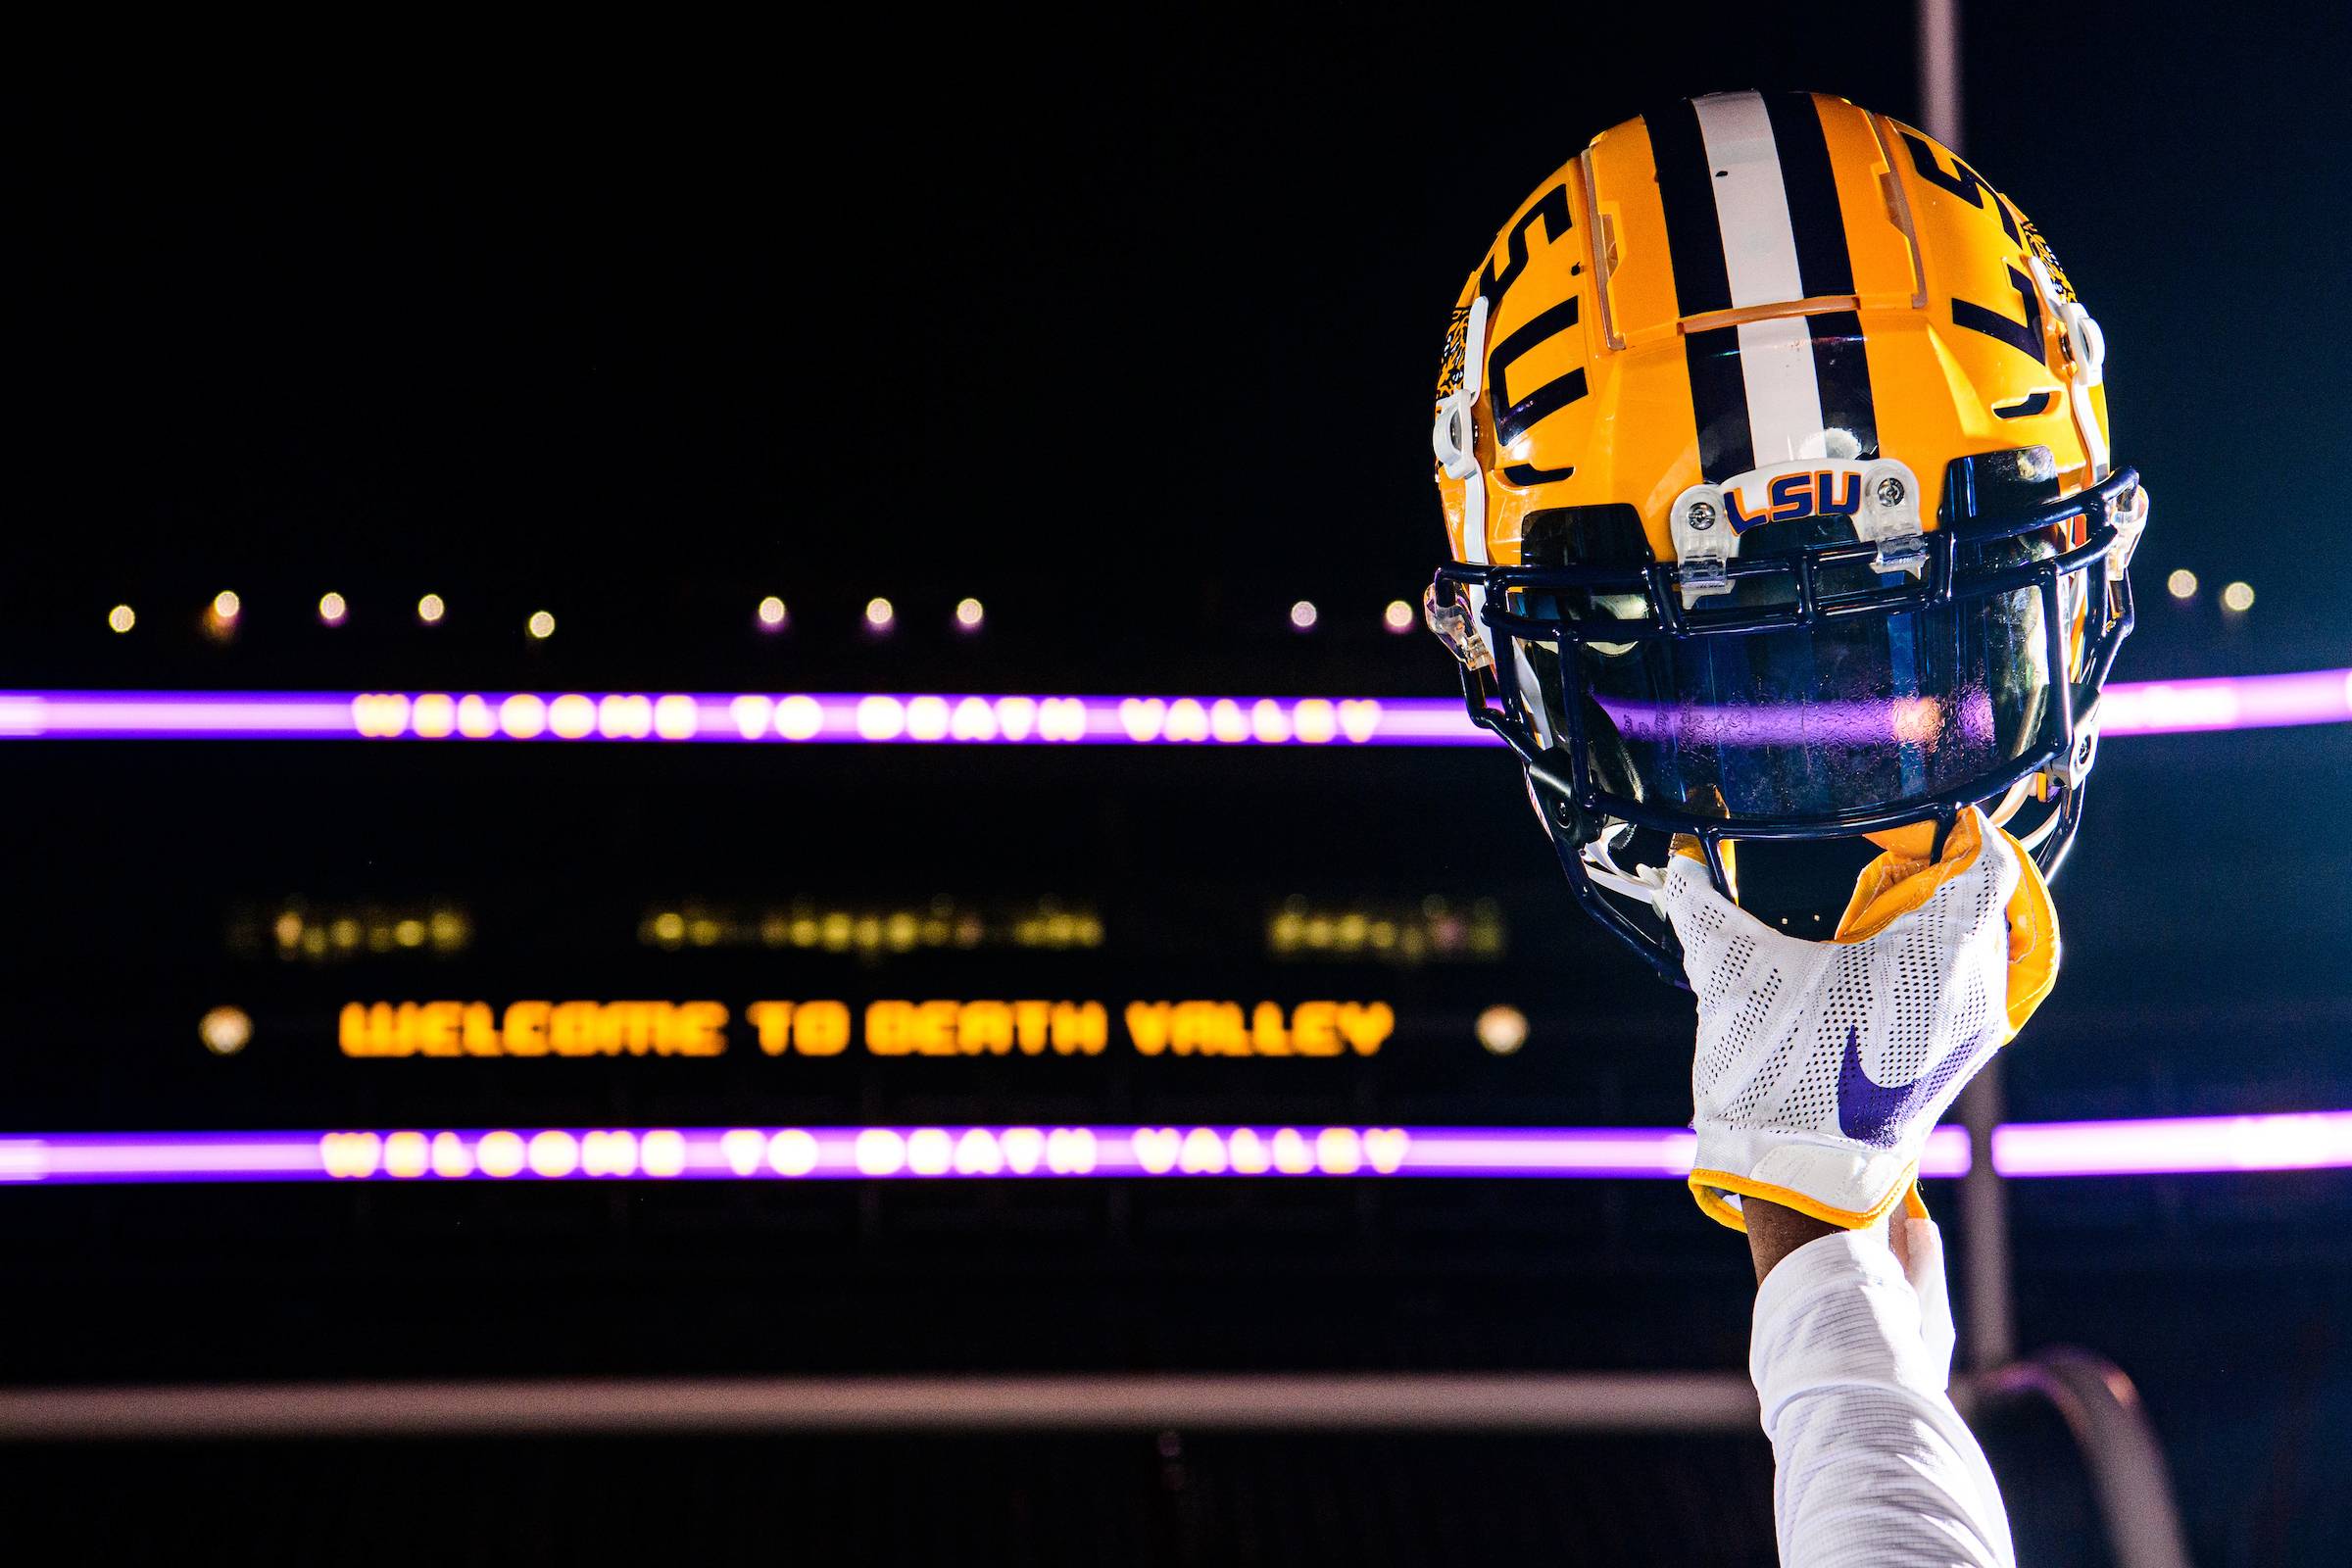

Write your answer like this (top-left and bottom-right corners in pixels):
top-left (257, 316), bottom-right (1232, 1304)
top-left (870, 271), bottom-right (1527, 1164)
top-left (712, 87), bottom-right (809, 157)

top-left (1425, 91), bottom-right (2148, 984)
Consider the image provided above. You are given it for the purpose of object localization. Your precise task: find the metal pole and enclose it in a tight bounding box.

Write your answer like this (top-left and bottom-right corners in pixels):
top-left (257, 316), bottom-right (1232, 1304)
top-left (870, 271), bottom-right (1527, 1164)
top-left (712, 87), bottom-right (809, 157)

top-left (1918, 0), bottom-right (1963, 148)
top-left (1957, 1066), bottom-right (2017, 1371)
top-left (0, 1373), bottom-right (1766, 1442)
top-left (1977, 1350), bottom-right (2196, 1568)
top-left (4, 1364), bottom-right (2189, 1565)
top-left (1918, 0), bottom-right (2016, 1374)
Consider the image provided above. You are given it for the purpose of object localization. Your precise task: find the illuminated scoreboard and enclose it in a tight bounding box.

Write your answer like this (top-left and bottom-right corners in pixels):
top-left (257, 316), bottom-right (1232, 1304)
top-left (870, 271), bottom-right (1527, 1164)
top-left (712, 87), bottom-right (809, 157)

top-left (6, 892), bottom-right (1627, 1136)
top-left (336, 998), bottom-right (1396, 1059)
top-left (40, 937), bottom-right (1627, 1145)
top-left (0, 716), bottom-right (1703, 1151)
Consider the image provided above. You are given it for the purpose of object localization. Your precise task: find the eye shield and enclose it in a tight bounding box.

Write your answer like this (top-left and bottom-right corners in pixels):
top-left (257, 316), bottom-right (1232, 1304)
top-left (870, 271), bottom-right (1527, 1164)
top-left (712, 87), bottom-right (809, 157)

top-left (1427, 458), bottom-right (2146, 983)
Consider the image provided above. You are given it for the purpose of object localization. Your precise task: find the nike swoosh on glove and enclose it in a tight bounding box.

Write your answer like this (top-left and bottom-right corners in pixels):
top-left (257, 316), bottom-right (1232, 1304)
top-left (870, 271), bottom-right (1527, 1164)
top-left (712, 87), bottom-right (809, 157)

top-left (1657, 808), bottom-right (2058, 1232)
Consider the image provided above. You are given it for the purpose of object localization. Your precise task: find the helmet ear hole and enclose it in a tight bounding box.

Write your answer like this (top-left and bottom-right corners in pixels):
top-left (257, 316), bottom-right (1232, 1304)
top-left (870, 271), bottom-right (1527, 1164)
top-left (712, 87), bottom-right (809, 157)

top-left (1522, 760), bottom-right (1596, 848)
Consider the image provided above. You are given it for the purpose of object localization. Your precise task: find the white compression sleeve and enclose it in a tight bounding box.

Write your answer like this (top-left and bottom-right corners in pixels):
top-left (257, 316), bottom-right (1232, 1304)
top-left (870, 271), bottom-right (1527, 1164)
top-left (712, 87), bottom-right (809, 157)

top-left (1751, 1223), bottom-right (2016, 1567)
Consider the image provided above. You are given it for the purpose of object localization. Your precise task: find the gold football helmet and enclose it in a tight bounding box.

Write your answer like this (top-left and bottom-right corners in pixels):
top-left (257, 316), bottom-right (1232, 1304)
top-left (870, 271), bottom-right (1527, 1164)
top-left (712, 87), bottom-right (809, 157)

top-left (1425, 91), bottom-right (2148, 981)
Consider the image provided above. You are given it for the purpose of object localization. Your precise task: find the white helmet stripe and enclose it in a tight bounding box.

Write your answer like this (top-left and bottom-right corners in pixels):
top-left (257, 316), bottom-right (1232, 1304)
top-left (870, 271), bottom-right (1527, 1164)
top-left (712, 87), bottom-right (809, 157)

top-left (1692, 91), bottom-right (1831, 466)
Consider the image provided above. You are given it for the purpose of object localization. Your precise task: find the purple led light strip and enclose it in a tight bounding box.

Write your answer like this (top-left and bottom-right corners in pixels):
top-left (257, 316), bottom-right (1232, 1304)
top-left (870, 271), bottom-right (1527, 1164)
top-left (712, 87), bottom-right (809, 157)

top-left (0, 669), bottom-right (2345, 745)
top-left (7, 1114), bottom-right (2352, 1185)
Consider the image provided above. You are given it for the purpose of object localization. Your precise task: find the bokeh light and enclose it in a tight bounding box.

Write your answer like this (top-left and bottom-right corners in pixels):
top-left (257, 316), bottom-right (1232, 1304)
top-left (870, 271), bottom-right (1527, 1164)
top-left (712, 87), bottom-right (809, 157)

top-left (757, 596), bottom-right (788, 628)
top-left (1475, 1004), bottom-right (1529, 1056)
top-left (200, 591), bottom-right (240, 643)
top-left (955, 597), bottom-right (985, 630)
top-left (106, 604), bottom-right (135, 634)
top-left (416, 594), bottom-right (446, 625)
top-left (318, 592), bottom-right (348, 625)
top-left (2165, 569), bottom-right (2197, 601)
top-left (527, 611), bottom-right (556, 640)
top-left (865, 597), bottom-right (895, 631)
top-left (1290, 600), bottom-right (1319, 631)
top-left (1383, 599), bottom-right (1416, 633)
top-left (2222, 581), bottom-right (2255, 613)
top-left (198, 1005), bottom-right (252, 1056)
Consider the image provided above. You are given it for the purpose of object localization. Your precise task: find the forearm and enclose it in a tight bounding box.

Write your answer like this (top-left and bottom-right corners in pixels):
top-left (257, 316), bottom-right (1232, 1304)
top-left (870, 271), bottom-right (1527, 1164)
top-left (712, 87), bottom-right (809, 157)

top-left (1744, 1197), bottom-right (1847, 1283)
top-left (1750, 1215), bottom-right (2015, 1568)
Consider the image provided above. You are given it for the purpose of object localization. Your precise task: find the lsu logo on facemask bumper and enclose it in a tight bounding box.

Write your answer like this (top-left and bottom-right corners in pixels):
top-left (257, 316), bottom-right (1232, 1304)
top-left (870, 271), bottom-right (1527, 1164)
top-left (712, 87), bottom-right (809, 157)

top-left (1721, 466), bottom-right (1865, 533)
top-left (1670, 457), bottom-right (1923, 608)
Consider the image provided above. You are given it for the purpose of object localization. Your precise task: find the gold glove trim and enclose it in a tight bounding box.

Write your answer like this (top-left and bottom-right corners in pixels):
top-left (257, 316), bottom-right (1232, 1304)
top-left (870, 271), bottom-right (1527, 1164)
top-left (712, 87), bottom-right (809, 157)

top-left (1687, 1164), bottom-right (1921, 1234)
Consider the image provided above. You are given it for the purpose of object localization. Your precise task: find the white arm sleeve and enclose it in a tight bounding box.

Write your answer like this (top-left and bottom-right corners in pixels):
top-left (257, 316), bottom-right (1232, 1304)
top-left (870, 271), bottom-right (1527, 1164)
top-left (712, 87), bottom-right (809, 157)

top-left (1751, 1220), bottom-right (2016, 1567)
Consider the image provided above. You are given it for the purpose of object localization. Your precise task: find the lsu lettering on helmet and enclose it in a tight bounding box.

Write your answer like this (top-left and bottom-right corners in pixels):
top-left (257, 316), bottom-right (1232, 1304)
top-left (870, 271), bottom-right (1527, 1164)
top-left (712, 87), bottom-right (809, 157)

top-left (1425, 91), bottom-right (2148, 984)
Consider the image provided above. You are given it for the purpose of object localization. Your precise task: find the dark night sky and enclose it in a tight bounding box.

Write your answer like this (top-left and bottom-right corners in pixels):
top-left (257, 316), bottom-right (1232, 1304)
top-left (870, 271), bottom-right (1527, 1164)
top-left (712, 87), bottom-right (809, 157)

top-left (9, 26), bottom-right (2352, 1553)
top-left (1, 6), bottom-right (2343, 679)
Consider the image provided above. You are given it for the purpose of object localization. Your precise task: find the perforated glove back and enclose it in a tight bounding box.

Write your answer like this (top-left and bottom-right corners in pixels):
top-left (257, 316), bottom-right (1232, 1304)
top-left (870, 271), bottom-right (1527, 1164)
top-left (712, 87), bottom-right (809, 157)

top-left (1660, 808), bottom-right (2058, 1232)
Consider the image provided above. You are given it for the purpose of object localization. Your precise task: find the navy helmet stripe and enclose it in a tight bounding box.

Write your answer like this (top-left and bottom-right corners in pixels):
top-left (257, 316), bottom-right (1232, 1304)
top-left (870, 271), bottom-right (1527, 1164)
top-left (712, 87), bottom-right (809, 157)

top-left (1757, 93), bottom-right (1882, 459)
top-left (1644, 101), bottom-right (1733, 318)
top-left (1684, 326), bottom-right (1755, 481)
top-left (1759, 93), bottom-right (1855, 299)
top-left (1804, 309), bottom-right (1880, 460)
top-left (1650, 99), bottom-right (1747, 480)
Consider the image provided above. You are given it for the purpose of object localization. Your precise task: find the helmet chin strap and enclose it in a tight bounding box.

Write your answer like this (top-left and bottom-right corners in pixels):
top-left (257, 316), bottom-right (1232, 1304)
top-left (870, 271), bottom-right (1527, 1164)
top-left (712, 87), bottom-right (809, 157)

top-left (1589, 822), bottom-right (1671, 903)
top-left (1984, 772), bottom-right (2038, 830)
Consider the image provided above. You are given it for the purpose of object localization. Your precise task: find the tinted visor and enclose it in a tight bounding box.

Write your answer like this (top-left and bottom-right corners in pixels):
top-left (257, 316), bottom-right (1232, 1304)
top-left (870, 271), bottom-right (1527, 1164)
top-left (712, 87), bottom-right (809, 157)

top-left (1512, 535), bottom-right (2062, 823)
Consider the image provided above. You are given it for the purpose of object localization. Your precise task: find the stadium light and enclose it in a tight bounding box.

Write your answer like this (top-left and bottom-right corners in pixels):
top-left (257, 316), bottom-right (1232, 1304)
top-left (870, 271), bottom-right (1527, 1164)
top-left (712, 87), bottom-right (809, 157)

top-left (203, 591), bottom-right (239, 643)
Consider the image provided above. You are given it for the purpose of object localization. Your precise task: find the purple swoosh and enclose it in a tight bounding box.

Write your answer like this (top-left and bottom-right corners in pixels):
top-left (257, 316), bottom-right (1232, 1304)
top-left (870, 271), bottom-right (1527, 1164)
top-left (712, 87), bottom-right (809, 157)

top-left (1837, 1025), bottom-right (1981, 1148)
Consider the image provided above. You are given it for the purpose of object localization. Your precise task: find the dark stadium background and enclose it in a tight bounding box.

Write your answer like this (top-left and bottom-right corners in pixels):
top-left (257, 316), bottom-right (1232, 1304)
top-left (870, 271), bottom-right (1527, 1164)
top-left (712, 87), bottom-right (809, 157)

top-left (3, 7), bottom-right (2347, 1562)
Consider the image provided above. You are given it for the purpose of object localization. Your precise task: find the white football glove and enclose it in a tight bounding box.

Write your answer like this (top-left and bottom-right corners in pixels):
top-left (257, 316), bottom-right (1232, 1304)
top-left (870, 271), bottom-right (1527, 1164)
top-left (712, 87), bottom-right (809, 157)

top-left (1657, 808), bottom-right (2059, 1232)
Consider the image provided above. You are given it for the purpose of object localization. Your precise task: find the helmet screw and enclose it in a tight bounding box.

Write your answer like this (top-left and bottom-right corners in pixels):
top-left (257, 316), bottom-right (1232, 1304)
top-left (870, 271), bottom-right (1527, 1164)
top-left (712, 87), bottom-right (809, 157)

top-left (1875, 476), bottom-right (1907, 509)
top-left (1685, 501), bottom-right (1717, 532)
